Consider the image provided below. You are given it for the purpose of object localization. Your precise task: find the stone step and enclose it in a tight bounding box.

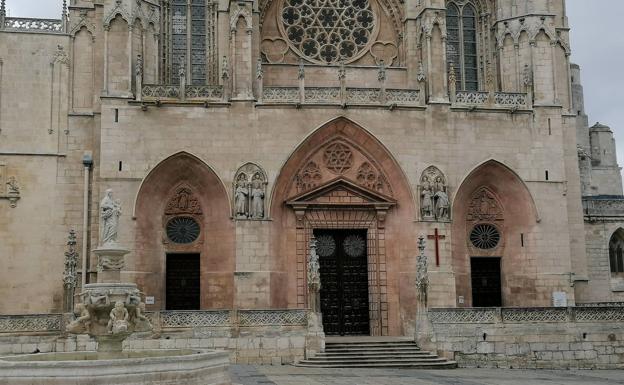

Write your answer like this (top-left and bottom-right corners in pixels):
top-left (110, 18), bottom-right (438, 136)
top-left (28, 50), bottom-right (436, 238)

top-left (295, 361), bottom-right (458, 369)
top-left (317, 352), bottom-right (434, 358)
top-left (324, 346), bottom-right (423, 353)
top-left (307, 355), bottom-right (443, 362)
top-left (297, 339), bottom-right (456, 369)
top-left (325, 340), bottom-right (416, 346)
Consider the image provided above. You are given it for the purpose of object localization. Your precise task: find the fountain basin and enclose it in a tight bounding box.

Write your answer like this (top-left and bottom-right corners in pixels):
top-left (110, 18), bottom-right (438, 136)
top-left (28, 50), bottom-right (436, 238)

top-left (0, 349), bottom-right (231, 385)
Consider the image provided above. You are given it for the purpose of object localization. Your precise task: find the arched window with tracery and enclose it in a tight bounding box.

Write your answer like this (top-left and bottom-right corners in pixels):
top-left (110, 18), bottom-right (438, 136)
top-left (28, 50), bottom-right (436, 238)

top-left (162, 0), bottom-right (218, 85)
top-left (446, 1), bottom-right (479, 91)
top-left (609, 229), bottom-right (624, 275)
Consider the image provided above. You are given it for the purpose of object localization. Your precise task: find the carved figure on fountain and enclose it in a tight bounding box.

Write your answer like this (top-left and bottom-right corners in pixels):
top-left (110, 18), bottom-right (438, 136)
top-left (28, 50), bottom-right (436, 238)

top-left (66, 303), bottom-right (91, 334)
top-left (108, 301), bottom-right (129, 335)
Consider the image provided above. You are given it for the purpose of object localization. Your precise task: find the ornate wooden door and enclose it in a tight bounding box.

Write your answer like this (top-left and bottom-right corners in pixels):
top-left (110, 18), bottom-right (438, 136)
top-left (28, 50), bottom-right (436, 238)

top-left (315, 229), bottom-right (370, 336)
top-left (166, 253), bottom-right (201, 310)
top-left (470, 257), bottom-right (502, 307)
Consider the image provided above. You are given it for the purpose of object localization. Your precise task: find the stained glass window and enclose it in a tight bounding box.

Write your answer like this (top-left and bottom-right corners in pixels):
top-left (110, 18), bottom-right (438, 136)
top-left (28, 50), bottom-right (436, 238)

top-left (446, 4), bottom-right (461, 90)
top-left (191, 0), bottom-right (207, 85)
top-left (171, 0), bottom-right (187, 85)
top-left (168, 0), bottom-right (211, 85)
top-left (446, 2), bottom-right (479, 91)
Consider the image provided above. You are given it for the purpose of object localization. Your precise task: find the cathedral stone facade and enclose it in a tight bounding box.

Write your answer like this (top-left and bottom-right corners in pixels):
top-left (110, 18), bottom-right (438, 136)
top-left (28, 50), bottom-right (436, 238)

top-left (1, 0), bottom-right (624, 359)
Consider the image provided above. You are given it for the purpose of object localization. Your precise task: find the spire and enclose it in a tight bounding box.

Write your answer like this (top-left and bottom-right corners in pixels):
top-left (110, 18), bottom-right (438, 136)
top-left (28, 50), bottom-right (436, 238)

top-left (1, 0), bottom-right (6, 30)
top-left (62, 0), bottom-right (68, 33)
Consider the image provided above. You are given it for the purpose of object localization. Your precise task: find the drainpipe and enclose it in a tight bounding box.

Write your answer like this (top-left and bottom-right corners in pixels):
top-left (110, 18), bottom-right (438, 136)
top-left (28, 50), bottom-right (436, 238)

top-left (81, 152), bottom-right (93, 289)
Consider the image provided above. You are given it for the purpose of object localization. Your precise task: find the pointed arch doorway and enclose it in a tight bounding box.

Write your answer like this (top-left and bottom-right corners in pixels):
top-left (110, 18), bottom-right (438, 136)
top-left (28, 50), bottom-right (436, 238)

top-left (271, 118), bottom-right (415, 336)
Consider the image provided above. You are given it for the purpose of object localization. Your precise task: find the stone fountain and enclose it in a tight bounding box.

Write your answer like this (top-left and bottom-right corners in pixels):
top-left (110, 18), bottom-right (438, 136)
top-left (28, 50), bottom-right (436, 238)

top-left (0, 189), bottom-right (231, 385)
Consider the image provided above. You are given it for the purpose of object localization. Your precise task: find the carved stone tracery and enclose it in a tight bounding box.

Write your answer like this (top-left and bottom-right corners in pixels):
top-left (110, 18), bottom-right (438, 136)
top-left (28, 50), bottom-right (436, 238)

top-left (296, 161), bottom-right (323, 193)
top-left (293, 138), bottom-right (393, 197)
top-left (323, 142), bottom-right (354, 174)
top-left (278, 0), bottom-right (378, 64)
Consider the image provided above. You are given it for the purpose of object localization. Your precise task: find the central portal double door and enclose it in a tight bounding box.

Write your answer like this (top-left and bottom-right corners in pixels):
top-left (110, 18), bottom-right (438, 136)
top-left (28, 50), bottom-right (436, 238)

top-left (314, 229), bottom-right (370, 336)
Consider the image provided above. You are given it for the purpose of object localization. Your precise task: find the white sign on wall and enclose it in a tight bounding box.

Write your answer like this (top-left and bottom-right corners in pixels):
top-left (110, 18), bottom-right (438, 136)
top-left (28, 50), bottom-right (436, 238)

top-left (145, 296), bottom-right (155, 305)
top-left (552, 291), bottom-right (567, 307)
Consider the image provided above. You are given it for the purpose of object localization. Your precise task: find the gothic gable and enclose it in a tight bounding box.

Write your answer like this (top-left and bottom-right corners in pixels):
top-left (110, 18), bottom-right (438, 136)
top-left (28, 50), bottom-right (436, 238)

top-left (286, 178), bottom-right (396, 208)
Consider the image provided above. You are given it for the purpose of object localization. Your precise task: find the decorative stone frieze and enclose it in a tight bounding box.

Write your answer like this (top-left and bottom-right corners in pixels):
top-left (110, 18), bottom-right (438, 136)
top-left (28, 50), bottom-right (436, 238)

top-left (238, 310), bottom-right (308, 326)
top-left (0, 314), bottom-right (63, 333)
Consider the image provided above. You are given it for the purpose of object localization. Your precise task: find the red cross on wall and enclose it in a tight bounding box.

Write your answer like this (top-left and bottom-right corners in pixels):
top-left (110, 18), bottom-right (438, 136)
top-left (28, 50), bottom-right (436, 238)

top-left (427, 228), bottom-right (446, 267)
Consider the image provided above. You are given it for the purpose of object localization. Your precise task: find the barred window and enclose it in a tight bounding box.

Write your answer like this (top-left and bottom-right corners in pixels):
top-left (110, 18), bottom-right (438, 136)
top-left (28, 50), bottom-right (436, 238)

top-left (446, 2), bottom-right (479, 91)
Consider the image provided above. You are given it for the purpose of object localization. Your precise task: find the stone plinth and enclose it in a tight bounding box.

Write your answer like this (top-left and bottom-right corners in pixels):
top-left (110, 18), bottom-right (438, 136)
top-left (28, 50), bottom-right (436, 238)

top-left (93, 245), bottom-right (130, 283)
top-left (0, 349), bottom-right (231, 385)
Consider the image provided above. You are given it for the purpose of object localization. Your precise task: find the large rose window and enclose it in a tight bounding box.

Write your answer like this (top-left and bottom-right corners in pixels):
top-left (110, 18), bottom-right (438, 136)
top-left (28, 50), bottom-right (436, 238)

top-left (279, 0), bottom-right (378, 64)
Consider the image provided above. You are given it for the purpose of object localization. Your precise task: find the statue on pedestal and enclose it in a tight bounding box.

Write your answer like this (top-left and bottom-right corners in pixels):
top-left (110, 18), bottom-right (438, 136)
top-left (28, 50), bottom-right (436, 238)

top-left (100, 189), bottom-right (121, 246)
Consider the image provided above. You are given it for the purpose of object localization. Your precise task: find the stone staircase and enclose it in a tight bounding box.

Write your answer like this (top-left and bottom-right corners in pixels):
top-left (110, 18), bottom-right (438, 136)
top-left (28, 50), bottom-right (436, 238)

top-left (295, 338), bottom-right (457, 369)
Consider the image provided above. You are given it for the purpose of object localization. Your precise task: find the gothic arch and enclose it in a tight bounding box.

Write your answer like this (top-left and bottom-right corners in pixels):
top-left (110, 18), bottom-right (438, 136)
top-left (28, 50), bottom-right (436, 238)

top-left (269, 117), bottom-right (414, 336)
top-left (270, 116), bottom-right (414, 215)
top-left (451, 159), bottom-right (540, 307)
top-left (609, 228), bottom-right (624, 275)
top-left (133, 151), bottom-right (234, 310)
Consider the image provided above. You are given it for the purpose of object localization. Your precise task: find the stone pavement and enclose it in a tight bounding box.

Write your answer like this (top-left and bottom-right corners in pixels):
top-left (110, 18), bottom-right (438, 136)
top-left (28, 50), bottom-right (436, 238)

top-left (230, 365), bottom-right (624, 385)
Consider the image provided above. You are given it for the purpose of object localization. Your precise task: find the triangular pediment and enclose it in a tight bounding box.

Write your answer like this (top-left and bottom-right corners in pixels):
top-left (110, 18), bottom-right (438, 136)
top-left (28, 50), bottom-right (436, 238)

top-left (286, 178), bottom-right (396, 209)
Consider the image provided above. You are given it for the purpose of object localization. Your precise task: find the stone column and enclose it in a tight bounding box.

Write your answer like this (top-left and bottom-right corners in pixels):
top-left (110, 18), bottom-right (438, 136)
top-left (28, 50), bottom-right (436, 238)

top-left (305, 237), bottom-right (325, 358)
top-left (256, 58), bottom-right (263, 102)
top-left (298, 61), bottom-right (305, 104)
top-left (415, 236), bottom-right (436, 351)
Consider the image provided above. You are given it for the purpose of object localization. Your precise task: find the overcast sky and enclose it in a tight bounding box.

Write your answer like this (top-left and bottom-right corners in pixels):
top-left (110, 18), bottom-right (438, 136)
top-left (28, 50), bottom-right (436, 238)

top-left (5, 0), bottom-right (624, 171)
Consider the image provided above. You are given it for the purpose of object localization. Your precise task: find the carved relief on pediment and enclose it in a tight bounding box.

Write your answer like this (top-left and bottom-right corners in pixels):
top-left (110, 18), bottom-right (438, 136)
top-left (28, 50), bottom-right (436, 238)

top-left (165, 185), bottom-right (202, 215)
top-left (295, 161), bottom-right (322, 193)
top-left (467, 187), bottom-right (503, 222)
top-left (291, 139), bottom-right (392, 197)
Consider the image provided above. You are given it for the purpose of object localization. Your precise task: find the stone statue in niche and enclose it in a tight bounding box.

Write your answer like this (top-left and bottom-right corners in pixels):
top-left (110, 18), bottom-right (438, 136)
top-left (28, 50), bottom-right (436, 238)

top-left (233, 163), bottom-right (268, 220)
top-left (250, 172), bottom-right (265, 219)
top-left (421, 186), bottom-right (434, 219)
top-left (420, 166), bottom-right (450, 221)
top-left (100, 189), bottom-right (121, 246)
top-left (234, 173), bottom-right (249, 218)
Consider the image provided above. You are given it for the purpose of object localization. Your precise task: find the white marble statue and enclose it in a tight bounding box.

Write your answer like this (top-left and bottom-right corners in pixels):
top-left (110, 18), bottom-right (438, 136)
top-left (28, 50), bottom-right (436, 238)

top-left (100, 189), bottom-right (121, 246)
